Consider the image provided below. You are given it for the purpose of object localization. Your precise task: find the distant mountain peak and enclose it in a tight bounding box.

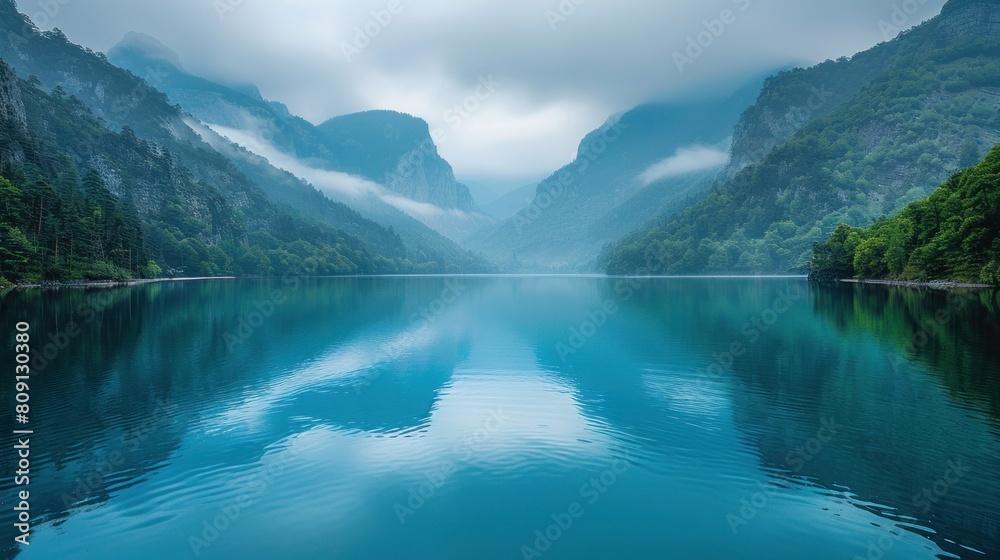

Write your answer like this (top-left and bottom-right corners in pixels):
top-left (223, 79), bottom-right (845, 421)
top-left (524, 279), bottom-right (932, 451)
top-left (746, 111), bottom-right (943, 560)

top-left (316, 109), bottom-right (485, 224)
top-left (323, 109), bottom-right (430, 135)
top-left (110, 32), bottom-right (184, 71)
top-left (318, 110), bottom-right (436, 156)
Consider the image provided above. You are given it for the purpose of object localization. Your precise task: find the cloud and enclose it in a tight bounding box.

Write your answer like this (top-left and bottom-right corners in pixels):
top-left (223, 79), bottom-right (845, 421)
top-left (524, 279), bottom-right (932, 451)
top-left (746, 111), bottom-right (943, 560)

top-left (20, 0), bottom-right (948, 185)
top-left (378, 193), bottom-right (445, 218)
top-left (638, 145), bottom-right (729, 186)
top-left (202, 121), bottom-right (385, 199)
top-left (191, 118), bottom-right (478, 223)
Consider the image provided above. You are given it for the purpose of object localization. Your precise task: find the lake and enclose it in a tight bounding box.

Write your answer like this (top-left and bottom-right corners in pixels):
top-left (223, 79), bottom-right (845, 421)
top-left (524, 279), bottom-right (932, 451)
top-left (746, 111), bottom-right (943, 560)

top-left (1, 277), bottom-right (999, 559)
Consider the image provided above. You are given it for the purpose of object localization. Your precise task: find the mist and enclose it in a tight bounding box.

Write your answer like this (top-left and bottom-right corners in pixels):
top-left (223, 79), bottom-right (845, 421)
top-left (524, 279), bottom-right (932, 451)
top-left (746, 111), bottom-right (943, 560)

top-left (638, 145), bottom-right (730, 186)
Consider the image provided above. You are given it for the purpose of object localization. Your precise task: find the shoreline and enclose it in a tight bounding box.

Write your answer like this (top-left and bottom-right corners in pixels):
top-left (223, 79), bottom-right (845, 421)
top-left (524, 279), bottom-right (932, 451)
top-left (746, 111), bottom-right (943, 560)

top-left (5, 276), bottom-right (992, 291)
top-left (5, 277), bottom-right (238, 291)
top-left (4, 274), bottom-right (809, 289)
top-left (7, 278), bottom-right (162, 290)
top-left (838, 278), bottom-right (995, 290)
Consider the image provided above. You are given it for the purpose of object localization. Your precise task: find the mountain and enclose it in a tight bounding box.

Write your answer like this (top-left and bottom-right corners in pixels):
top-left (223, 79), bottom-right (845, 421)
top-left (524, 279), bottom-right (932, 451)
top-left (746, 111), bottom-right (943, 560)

top-left (481, 183), bottom-right (537, 221)
top-left (107, 32), bottom-right (492, 242)
top-left (602, 0), bottom-right (1000, 276)
top-left (314, 110), bottom-right (491, 239)
top-left (0, 1), bottom-right (488, 277)
top-left (460, 179), bottom-right (505, 207)
top-left (0, 58), bottom-right (392, 281)
top-left (464, 75), bottom-right (769, 270)
top-left (810, 143), bottom-right (1000, 284)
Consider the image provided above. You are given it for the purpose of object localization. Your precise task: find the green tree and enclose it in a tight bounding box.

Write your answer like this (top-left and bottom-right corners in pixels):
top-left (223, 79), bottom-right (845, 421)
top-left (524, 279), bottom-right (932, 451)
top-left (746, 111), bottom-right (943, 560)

top-left (0, 225), bottom-right (32, 279)
top-left (142, 260), bottom-right (163, 278)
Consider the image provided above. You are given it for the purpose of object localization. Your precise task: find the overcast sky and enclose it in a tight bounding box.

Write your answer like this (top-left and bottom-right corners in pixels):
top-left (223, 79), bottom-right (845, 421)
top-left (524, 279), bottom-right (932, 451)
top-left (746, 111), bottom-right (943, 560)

top-left (18, 0), bottom-right (947, 187)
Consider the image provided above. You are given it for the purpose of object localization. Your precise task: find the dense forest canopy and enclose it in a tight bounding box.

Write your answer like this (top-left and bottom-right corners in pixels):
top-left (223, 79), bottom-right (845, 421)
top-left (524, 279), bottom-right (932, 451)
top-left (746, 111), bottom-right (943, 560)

top-left (810, 144), bottom-right (1000, 284)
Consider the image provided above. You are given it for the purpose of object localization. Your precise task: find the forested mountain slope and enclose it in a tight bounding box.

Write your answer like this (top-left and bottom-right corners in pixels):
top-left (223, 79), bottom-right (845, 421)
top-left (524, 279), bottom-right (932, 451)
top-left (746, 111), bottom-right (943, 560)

top-left (602, 0), bottom-right (1000, 275)
top-left (0, 2), bottom-right (484, 273)
top-left (0, 60), bottom-right (405, 281)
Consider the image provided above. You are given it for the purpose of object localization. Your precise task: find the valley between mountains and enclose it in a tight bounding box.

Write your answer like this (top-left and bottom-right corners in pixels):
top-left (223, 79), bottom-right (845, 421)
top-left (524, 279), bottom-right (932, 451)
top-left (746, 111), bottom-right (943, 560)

top-left (1, 0), bottom-right (1000, 286)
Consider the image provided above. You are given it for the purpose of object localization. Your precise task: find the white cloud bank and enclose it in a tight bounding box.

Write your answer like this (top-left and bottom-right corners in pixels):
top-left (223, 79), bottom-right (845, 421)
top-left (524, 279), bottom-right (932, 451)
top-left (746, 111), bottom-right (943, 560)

top-left (638, 146), bottom-right (730, 187)
top-left (189, 119), bottom-right (473, 221)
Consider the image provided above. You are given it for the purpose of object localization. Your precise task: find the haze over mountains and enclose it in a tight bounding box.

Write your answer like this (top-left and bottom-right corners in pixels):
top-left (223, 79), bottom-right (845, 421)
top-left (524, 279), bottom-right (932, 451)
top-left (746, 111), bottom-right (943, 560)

top-left (107, 32), bottom-right (492, 243)
top-left (0, 0), bottom-right (488, 278)
top-left (604, 0), bottom-right (1000, 276)
top-left (2, 0), bottom-right (999, 283)
top-left (466, 75), bottom-right (769, 270)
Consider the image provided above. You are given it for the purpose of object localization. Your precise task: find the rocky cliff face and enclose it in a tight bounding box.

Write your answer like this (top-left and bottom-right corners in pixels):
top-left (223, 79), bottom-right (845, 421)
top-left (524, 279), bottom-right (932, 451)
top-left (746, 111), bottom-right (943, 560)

top-left (721, 59), bottom-right (905, 182)
top-left (941, 0), bottom-right (1000, 14)
top-left (722, 77), bottom-right (823, 180)
top-left (0, 59), bottom-right (26, 166)
top-left (385, 153), bottom-right (478, 211)
top-left (318, 110), bottom-right (479, 213)
top-left (0, 59), bottom-right (24, 125)
top-left (938, 0), bottom-right (1000, 36)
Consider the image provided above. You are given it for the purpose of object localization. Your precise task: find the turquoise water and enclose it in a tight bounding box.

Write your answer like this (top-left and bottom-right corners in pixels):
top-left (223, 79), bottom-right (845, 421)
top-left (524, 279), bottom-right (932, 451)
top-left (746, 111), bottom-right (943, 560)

top-left (1, 277), bottom-right (999, 559)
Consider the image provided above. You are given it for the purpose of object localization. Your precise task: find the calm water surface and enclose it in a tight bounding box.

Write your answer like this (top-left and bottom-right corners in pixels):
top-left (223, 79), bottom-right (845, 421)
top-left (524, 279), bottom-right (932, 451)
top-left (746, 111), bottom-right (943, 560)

top-left (1, 277), bottom-right (999, 559)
